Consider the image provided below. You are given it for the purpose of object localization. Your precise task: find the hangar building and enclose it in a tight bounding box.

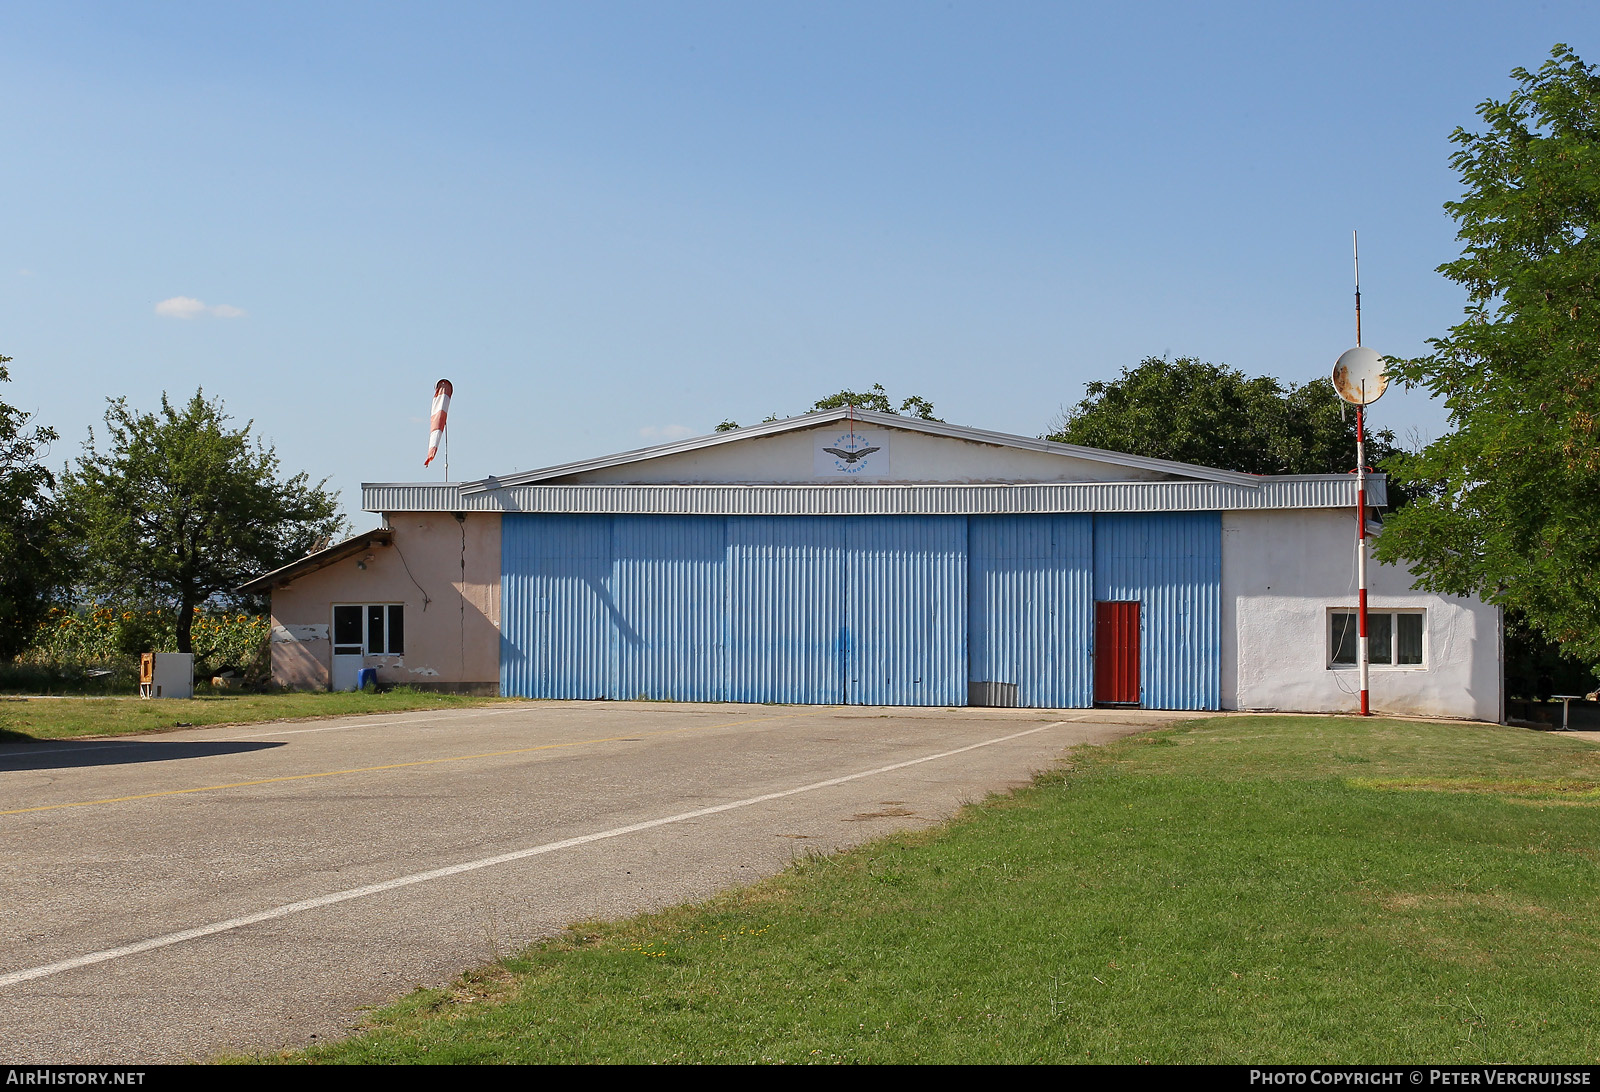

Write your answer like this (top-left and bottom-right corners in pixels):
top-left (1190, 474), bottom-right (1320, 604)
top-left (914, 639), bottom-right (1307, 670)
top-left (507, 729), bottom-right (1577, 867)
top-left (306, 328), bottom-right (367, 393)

top-left (242, 408), bottom-right (1501, 720)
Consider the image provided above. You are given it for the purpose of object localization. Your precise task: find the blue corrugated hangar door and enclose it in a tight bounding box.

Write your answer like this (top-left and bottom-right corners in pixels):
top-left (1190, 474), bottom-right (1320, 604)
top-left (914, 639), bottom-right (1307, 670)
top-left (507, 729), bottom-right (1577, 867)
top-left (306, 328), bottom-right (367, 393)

top-left (501, 514), bottom-right (616, 699)
top-left (502, 513), bottom-right (974, 706)
top-left (1092, 512), bottom-right (1221, 710)
top-left (613, 516), bottom-right (727, 702)
top-left (846, 516), bottom-right (968, 706)
top-left (726, 517), bottom-right (846, 704)
top-left (501, 515), bottom-right (728, 701)
top-left (968, 515), bottom-right (1094, 708)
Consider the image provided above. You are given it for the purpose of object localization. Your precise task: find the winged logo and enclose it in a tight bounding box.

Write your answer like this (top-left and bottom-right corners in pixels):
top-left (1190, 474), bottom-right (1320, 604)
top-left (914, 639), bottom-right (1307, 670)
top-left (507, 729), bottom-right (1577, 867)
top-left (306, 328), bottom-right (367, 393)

top-left (823, 446), bottom-right (880, 463)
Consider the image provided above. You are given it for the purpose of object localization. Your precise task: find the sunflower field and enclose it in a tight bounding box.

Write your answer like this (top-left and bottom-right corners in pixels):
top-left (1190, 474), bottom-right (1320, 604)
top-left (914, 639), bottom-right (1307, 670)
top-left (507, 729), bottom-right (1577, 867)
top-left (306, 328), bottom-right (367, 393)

top-left (5, 606), bottom-right (272, 693)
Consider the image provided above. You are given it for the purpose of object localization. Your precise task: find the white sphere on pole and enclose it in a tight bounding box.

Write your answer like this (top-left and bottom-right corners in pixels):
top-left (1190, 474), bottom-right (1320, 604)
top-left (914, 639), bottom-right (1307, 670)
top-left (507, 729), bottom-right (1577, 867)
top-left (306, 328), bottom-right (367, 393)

top-left (1332, 346), bottom-right (1389, 406)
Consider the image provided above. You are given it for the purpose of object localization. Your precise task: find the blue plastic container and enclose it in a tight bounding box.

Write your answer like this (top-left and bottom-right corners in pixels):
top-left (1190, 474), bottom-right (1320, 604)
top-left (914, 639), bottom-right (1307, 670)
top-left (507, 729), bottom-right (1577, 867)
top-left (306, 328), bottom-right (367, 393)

top-left (356, 667), bottom-right (378, 691)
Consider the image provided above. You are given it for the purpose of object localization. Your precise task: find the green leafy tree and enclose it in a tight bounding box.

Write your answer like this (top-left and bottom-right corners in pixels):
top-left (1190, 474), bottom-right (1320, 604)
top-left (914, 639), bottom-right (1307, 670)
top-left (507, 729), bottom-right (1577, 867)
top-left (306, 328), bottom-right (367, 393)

top-left (808, 384), bottom-right (940, 420)
top-left (1047, 356), bottom-right (1401, 478)
top-left (715, 384), bottom-right (941, 431)
top-left (1375, 45), bottom-right (1600, 666)
top-left (60, 390), bottom-right (345, 654)
top-left (0, 356), bottom-right (65, 659)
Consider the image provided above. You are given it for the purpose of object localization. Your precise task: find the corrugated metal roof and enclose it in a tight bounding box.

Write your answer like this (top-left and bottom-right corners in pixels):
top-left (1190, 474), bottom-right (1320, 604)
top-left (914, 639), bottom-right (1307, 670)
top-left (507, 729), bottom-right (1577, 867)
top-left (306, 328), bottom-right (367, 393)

top-left (364, 476), bottom-right (1386, 515)
top-left (456, 407), bottom-right (1263, 492)
top-left (363, 483), bottom-right (463, 511)
top-left (236, 528), bottom-right (393, 594)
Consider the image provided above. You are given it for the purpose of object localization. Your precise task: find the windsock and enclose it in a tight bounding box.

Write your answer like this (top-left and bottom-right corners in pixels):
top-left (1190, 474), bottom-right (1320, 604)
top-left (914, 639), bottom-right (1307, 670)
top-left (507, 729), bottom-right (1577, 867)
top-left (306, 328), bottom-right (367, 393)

top-left (424, 379), bottom-right (453, 467)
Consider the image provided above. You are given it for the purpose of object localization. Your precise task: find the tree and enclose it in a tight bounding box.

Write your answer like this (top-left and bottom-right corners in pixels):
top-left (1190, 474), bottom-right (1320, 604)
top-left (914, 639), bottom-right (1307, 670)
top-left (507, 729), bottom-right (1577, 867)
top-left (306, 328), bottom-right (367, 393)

top-left (1375, 45), bottom-right (1600, 666)
top-left (715, 384), bottom-right (941, 431)
top-left (0, 356), bottom-right (65, 659)
top-left (808, 384), bottom-right (940, 421)
top-left (60, 390), bottom-right (345, 654)
top-left (1047, 356), bottom-right (1402, 477)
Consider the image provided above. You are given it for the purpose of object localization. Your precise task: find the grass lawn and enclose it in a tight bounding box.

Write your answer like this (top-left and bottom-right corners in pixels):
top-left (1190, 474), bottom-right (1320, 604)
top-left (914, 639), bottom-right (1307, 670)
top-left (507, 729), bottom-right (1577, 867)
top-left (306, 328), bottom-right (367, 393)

top-left (0, 689), bottom-right (513, 742)
top-left (284, 715), bottom-right (1600, 1064)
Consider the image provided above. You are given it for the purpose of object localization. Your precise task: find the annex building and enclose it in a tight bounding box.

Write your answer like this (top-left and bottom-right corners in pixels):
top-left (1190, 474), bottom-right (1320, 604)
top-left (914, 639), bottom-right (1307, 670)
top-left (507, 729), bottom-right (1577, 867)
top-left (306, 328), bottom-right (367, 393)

top-left (242, 408), bottom-right (1502, 720)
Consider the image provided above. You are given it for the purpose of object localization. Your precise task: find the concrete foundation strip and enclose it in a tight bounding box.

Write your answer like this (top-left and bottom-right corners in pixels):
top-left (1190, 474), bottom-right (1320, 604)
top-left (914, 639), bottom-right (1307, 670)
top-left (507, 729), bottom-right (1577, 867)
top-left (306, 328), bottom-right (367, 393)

top-left (0, 719), bottom-right (1078, 990)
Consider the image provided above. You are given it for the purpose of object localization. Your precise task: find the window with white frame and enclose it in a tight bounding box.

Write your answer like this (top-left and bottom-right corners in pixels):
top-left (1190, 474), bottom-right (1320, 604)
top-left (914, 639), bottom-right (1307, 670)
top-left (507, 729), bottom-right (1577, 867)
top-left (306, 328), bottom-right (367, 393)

top-left (1329, 609), bottom-right (1424, 667)
top-left (332, 604), bottom-right (405, 656)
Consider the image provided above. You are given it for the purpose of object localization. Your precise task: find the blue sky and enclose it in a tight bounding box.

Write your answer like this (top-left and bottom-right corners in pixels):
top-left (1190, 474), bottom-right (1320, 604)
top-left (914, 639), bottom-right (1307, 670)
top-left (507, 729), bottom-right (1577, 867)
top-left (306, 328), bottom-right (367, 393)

top-left (2, 2), bottom-right (1593, 520)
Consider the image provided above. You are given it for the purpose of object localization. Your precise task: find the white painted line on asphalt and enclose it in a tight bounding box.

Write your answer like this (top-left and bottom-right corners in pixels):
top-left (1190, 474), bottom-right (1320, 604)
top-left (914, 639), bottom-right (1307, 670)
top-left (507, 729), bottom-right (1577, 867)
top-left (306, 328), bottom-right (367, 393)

top-left (0, 720), bottom-right (1070, 990)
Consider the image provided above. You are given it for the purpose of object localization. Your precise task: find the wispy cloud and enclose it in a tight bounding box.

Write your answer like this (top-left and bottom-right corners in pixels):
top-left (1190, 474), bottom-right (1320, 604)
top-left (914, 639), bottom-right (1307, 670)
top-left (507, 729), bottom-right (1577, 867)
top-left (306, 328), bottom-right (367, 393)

top-left (639, 424), bottom-right (695, 442)
top-left (155, 296), bottom-right (246, 319)
top-left (154, 296), bottom-right (207, 318)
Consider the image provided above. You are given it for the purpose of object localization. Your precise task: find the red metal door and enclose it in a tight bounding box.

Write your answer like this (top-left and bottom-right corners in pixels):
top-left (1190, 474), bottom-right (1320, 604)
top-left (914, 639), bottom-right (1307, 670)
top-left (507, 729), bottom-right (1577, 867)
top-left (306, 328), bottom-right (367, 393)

top-left (1094, 600), bottom-right (1140, 705)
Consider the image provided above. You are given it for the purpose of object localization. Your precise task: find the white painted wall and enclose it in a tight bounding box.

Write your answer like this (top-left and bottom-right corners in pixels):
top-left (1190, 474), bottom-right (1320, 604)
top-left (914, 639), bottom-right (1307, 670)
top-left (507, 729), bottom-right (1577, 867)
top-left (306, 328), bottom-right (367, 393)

top-left (1221, 509), bottom-right (1501, 721)
top-left (560, 422), bottom-right (1179, 485)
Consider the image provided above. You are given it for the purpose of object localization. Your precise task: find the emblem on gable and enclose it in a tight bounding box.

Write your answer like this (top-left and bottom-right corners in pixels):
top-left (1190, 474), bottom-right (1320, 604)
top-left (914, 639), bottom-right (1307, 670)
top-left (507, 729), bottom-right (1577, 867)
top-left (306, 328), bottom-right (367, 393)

top-left (813, 429), bottom-right (890, 477)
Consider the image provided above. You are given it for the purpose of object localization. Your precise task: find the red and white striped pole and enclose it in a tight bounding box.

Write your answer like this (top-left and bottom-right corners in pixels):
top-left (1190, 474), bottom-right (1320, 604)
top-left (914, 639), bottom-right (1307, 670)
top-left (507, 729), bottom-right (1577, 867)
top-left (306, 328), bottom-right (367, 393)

top-left (1353, 231), bottom-right (1371, 717)
top-left (1332, 232), bottom-right (1386, 718)
top-left (1356, 399), bottom-right (1370, 717)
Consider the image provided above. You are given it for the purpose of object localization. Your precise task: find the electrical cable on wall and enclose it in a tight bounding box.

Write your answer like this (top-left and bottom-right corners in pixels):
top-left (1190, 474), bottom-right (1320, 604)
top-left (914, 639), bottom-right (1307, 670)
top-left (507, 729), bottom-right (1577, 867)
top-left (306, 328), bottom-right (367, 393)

top-left (390, 536), bottom-right (433, 611)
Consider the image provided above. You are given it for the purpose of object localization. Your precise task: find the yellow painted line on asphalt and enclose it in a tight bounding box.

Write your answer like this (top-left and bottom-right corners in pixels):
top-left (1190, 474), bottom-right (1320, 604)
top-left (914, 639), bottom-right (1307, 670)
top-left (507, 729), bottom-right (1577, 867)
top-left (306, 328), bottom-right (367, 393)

top-left (0, 710), bottom-right (820, 817)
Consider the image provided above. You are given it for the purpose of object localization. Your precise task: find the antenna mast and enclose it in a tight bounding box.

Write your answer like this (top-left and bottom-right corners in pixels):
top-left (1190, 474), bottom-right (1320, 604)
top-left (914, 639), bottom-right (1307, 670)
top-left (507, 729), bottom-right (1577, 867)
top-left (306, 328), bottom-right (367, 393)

top-left (1354, 230), bottom-right (1362, 347)
top-left (1331, 234), bottom-right (1388, 718)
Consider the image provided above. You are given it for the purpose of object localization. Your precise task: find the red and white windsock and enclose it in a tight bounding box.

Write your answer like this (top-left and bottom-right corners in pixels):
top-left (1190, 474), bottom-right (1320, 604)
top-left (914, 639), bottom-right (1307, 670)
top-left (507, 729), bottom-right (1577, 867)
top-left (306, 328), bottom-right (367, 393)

top-left (424, 379), bottom-right (453, 467)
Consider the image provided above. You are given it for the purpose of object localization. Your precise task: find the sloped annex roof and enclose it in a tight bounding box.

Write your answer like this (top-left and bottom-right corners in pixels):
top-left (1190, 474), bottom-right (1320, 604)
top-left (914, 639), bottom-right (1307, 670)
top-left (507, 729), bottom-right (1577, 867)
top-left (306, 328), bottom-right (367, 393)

top-left (457, 407), bottom-right (1262, 493)
top-left (236, 528), bottom-right (392, 595)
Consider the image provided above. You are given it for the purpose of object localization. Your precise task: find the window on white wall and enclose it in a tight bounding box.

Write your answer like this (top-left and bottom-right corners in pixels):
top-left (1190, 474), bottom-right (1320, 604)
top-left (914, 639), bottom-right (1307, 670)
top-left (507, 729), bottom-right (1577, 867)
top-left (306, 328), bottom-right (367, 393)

top-left (1330, 610), bottom-right (1424, 667)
